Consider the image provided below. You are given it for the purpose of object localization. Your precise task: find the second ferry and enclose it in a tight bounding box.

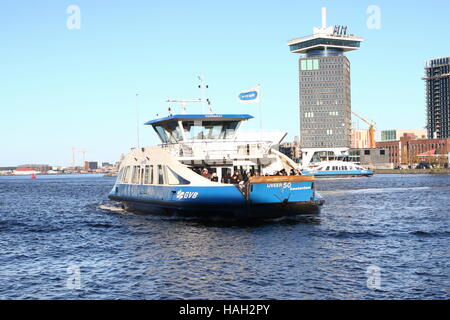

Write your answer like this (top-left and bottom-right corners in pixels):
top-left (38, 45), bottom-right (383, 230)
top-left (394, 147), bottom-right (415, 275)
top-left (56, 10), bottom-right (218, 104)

top-left (108, 99), bottom-right (324, 219)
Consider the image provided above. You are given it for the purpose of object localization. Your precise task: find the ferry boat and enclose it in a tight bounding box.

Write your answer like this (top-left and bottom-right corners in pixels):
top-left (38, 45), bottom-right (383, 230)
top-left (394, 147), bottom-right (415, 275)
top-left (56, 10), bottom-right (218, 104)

top-left (299, 149), bottom-right (373, 178)
top-left (108, 104), bottom-right (324, 219)
top-left (301, 158), bottom-right (373, 178)
top-left (13, 168), bottom-right (38, 176)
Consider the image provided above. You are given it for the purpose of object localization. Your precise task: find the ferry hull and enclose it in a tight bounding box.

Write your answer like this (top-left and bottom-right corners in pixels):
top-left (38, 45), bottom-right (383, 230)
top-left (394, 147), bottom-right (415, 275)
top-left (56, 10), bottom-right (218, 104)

top-left (108, 176), bottom-right (323, 220)
top-left (109, 195), bottom-right (323, 219)
top-left (302, 170), bottom-right (373, 178)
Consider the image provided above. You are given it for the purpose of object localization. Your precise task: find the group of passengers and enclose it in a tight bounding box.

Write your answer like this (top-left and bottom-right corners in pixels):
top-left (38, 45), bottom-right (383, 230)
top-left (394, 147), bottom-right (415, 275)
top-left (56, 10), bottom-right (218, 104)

top-left (275, 168), bottom-right (303, 176)
top-left (191, 167), bottom-right (303, 184)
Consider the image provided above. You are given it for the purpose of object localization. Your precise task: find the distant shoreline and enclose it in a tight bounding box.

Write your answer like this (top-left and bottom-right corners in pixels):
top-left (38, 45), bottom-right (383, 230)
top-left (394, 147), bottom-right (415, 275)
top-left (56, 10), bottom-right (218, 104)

top-left (374, 169), bottom-right (450, 175)
top-left (0, 173), bottom-right (107, 178)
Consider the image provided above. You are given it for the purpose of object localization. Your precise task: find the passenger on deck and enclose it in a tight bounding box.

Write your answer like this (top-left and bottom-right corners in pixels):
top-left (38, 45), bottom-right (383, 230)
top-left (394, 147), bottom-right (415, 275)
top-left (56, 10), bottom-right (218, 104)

top-left (210, 173), bottom-right (218, 182)
top-left (242, 171), bottom-right (249, 182)
top-left (222, 173), bottom-right (232, 184)
top-left (230, 171), bottom-right (242, 184)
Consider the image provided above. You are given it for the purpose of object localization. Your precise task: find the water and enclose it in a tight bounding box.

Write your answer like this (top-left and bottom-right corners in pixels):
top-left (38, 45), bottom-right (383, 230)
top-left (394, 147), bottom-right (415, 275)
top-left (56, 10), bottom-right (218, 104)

top-left (0, 174), bottom-right (448, 299)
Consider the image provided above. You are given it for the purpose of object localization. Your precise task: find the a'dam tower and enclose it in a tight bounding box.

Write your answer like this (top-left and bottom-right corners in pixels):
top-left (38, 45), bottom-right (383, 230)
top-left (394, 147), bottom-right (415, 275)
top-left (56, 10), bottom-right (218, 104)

top-left (287, 7), bottom-right (363, 150)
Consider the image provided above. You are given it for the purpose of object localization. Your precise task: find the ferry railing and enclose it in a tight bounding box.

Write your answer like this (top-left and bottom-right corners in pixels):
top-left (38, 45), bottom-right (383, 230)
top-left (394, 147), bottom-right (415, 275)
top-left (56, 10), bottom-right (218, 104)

top-left (160, 140), bottom-right (274, 159)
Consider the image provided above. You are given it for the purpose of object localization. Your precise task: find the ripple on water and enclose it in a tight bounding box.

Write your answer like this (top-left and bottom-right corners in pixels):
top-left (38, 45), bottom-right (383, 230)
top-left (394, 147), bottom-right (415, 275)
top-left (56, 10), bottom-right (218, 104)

top-left (0, 174), bottom-right (448, 299)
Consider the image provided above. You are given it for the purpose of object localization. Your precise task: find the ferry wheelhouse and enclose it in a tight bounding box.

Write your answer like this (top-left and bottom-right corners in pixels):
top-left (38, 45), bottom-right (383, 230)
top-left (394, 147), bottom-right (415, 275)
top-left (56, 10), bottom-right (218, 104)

top-left (108, 110), bottom-right (324, 219)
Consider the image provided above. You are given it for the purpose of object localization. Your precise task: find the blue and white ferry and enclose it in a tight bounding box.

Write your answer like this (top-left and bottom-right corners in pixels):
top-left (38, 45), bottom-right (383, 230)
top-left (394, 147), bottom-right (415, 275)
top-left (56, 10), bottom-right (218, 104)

top-left (108, 105), bottom-right (324, 219)
top-left (299, 149), bottom-right (373, 178)
top-left (301, 160), bottom-right (373, 178)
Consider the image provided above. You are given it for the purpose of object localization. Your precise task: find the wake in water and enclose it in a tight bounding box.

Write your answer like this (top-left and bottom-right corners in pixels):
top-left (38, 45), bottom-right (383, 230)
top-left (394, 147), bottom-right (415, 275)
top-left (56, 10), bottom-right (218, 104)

top-left (321, 186), bottom-right (433, 195)
top-left (97, 200), bottom-right (126, 213)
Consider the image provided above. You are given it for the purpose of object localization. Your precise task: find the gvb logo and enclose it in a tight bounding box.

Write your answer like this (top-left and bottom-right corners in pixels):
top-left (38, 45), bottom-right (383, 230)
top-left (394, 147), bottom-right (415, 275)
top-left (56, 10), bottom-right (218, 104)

top-left (366, 265), bottom-right (381, 290)
top-left (176, 191), bottom-right (199, 200)
top-left (66, 265), bottom-right (81, 290)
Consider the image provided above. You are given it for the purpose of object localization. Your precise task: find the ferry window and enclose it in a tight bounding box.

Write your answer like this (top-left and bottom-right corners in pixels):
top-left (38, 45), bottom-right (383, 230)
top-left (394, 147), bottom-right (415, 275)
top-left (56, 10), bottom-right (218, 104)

top-left (364, 150), bottom-right (371, 155)
top-left (144, 165), bottom-right (153, 184)
top-left (157, 165), bottom-right (165, 184)
top-left (166, 167), bottom-right (190, 185)
top-left (119, 167), bottom-right (125, 183)
top-left (223, 121), bottom-right (239, 139)
top-left (123, 166), bottom-right (132, 184)
top-left (165, 121), bottom-right (183, 142)
top-left (140, 167), bottom-right (145, 185)
top-left (182, 121), bottom-right (239, 140)
top-left (153, 125), bottom-right (170, 143)
top-left (380, 150), bottom-right (386, 155)
top-left (207, 123), bottom-right (224, 139)
top-left (326, 166), bottom-right (330, 171)
top-left (131, 166), bottom-right (140, 184)
top-left (117, 168), bottom-right (124, 182)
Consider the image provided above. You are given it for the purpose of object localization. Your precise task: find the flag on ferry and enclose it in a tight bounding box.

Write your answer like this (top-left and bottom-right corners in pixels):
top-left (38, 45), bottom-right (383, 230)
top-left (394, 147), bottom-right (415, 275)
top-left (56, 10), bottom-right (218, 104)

top-left (238, 86), bottom-right (260, 104)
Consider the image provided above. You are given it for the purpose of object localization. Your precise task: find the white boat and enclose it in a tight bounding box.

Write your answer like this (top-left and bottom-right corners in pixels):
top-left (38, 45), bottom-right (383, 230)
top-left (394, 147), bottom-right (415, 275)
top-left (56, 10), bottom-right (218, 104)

top-left (108, 102), bottom-right (324, 219)
top-left (13, 168), bottom-right (38, 176)
top-left (299, 149), bottom-right (373, 178)
top-left (301, 160), bottom-right (373, 177)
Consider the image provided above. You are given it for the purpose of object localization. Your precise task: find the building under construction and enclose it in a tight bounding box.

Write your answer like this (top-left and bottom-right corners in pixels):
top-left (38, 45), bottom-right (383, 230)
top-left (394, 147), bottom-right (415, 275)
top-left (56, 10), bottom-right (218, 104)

top-left (424, 57), bottom-right (450, 139)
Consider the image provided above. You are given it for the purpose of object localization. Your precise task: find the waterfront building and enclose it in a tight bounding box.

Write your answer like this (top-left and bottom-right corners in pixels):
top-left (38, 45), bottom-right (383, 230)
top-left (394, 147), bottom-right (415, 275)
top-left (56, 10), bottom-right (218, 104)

top-left (287, 7), bottom-right (363, 150)
top-left (84, 161), bottom-right (98, 170)
top-left (102, 162), bottom-right (113, 168)
top-left (348, 148), bottom-right (391, 169)
top-left (279, 140), bottom-right (301, 163)
top-left (423, 57), bottom-right (450, 139)
top-left (88, 162), bottom-right (98, 170)
top-left (351, 129), bottom-right (372, 149)
top-left (381, 129), bottom-right (427, 141)
top-left (376, 133), bottom-right (450, 166)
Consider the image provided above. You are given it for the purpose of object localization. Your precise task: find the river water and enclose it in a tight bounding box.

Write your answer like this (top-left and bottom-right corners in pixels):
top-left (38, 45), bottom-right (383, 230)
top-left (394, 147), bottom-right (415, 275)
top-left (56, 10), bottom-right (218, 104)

top-left (0, 174), bottom-right (448, 299)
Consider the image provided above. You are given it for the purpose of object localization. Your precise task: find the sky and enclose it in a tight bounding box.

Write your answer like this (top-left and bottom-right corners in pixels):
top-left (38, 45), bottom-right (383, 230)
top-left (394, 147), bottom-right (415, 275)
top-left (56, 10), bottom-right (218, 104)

top-left (1, 0), bottom-right (449, 167)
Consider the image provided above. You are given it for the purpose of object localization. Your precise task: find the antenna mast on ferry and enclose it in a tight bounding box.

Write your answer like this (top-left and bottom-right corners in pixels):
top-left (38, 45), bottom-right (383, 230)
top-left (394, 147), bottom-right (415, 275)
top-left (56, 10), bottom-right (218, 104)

top-left (166, 99), bottom-right (202, 114)
top-left (165, 77), bottom-right (212, 114)
top-left (198, 75), bottom-right (212, 114)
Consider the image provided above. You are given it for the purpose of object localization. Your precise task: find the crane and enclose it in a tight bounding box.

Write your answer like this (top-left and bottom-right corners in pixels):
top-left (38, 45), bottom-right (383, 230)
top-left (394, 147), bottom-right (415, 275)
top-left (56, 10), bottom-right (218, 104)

top-left (71, 148), bottom-right (88, 168)
top-left (352, 111), bottom-right (376, 149)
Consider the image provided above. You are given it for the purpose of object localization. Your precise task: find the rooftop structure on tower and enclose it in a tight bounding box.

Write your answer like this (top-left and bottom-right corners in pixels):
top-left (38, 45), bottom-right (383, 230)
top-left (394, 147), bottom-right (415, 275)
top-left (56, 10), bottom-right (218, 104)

top-left (287, 7), bottom-right (363, 56)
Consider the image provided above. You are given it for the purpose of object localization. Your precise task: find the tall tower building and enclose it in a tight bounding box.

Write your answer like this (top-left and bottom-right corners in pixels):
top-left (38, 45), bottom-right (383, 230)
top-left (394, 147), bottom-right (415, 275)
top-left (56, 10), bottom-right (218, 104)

top-left (287, 8), bottom-right (363, 149)
top-left (423, 57), bottom-right (450, 139)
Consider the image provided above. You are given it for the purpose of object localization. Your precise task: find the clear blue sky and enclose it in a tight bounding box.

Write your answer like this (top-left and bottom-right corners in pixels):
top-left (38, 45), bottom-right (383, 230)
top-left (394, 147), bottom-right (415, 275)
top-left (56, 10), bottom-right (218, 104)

top-left (1, 0), bottom-right (449, 166)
